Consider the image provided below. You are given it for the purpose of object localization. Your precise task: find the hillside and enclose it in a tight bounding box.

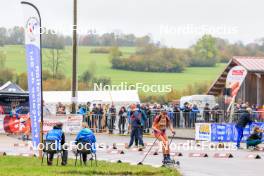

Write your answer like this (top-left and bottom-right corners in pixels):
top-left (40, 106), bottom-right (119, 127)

top-left (1, 45), bottom-right (226, 91)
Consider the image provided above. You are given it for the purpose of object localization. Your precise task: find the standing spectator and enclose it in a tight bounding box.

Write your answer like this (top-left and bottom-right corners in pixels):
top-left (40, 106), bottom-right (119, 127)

top-left (190, 104), bottom-right (199, 128)
top-left (97, 104), bottom-right (104, 132)
top-left (212, 104), bottom-right (221, 123)
top-left (118, 106), bottom-right (127, 134)
top-left (108, 104), bottom-right (116, 134)
top-left (182, 102), bottom-right (191, 127)
top-left (77, 104), bottom-right (87, 122)
top-left (127, 104), bottom-right (144, 149)
top-left (173, 104), bottom-right (181, 128)
top-left (91, 104), bottom-right (98, 132)
top-left (134, 104), bottom-right (147, 147)
top-left (203, 103), bottom-right (211, 122)
top-left (145, 104), bottom-right (152, 133)
top-left (235, 108), bottom-right (253, 148)
top-left (85, 102), bottom-right (91, 127)
top-left (56, 102), bottom-right (66, 114)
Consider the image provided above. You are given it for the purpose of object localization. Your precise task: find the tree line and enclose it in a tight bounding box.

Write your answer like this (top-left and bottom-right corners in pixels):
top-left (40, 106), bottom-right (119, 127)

top-left (0, 26), bottom-right (151, 47)
top-left (110, 34), bottom-right (264, 72)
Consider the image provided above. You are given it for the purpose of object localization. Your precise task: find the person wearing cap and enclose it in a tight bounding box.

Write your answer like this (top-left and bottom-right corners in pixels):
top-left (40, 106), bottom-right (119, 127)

top-left (46, 122), bottom-right (68, 166)
top-left (235, 108), bottom-right (253, 149)
top-left (152, 110), bottom-right (175, 164)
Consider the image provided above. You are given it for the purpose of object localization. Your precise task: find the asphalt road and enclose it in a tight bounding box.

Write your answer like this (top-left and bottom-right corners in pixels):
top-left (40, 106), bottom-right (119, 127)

top-left (0, 134), bottom-right (263, 176)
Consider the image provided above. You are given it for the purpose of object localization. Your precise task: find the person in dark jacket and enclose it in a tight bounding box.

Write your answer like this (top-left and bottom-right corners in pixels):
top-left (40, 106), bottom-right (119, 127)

top-left (118, 106), bottom-right (127, 134)
top-left (203, 103), bottom-right (211, 122)
top-left (182, 102), bottom-right (191, 127)
top-left (108, 104), bottom-right (116, 134)
top-left (246, 126), bottom-right (263, 149)
top-left (46, 122), bottom-right (68, 166)
top-left (235, 108), bottom-right (253, 148)
top-left (75, 123), bottom-right (96, 165)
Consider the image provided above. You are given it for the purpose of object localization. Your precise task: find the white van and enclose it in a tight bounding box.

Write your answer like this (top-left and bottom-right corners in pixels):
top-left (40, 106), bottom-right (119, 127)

top-left (180, 95), bottom-right (216, 111)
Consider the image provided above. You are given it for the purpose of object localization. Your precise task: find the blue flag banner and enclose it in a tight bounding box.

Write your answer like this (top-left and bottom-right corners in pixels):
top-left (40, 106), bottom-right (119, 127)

top-left (22, 2), bottom-right (42, 148)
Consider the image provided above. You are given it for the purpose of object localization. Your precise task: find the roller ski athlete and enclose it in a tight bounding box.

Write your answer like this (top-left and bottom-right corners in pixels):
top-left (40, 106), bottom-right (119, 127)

top-left (152, 110), bottom-right (180, 167)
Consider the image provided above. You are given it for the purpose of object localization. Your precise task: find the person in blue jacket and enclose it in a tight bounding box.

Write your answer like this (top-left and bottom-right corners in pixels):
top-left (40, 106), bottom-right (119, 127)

top-left (75, 123), bottom-right (96, 165)
top-left (190, 104), bottom-right (200, 128)
top-left (46, 122), bottom-right (68, 166)
top-left (127, 104), bottom-right (145, 149)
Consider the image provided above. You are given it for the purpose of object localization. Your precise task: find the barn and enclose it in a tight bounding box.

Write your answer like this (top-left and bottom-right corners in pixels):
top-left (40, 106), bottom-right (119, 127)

top-left (207, 56), bottom-right (264, 106)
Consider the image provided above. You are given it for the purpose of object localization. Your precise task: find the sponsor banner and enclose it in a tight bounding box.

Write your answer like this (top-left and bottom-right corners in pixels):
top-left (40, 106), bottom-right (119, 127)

top-left (196, 123), bottom-right (264, 142)
top-left (0, 114), bottom-right (82, 135)
top-left (226, 66), bottom-right (247, 98)
top-left (66, 115), bottom-right (83, 134)
top-left (0, 95), bottom-right (29, 114)
top-left (43, 115), bottom-right (83, 134)
top-left (0, 114), bottom-right (31, 135)
top-left (195, 123), bottom-right (211, 141)
top-left (211, 123), bottom-right (234, 142)
top-left (22, 3), bottom-right (42, 148)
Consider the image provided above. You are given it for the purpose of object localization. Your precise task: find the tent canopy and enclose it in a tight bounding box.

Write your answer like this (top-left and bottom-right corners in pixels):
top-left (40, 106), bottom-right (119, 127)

top-left (43, 90), bottom-right (140, 104)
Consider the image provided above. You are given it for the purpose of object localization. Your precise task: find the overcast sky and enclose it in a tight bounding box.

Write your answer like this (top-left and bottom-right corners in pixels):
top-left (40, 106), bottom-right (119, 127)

top-left (0, 0), bottom-right (264, 48)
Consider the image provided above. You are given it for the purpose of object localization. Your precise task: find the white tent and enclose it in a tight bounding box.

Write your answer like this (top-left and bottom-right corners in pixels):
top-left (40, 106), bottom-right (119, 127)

top-left (43, 90), bottom-right (140, 114)
top-left (43, 90), bottom-right (140, 104)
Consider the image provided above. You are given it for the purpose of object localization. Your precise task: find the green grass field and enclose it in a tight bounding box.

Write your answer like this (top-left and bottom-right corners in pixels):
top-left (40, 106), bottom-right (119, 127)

top-left (0, 45), bottom-right (226, 91)
top-left (0, 156), bottom-right (179, 176)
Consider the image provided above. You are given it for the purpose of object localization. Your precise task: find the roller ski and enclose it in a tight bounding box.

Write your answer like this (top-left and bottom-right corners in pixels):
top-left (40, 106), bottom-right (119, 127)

top-left (162, 155), bottom-right (180, 168)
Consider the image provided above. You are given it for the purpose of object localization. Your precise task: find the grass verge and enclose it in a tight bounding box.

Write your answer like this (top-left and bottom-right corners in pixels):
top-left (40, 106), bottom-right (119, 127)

top-left (0, 156), bottom-right (180, 176)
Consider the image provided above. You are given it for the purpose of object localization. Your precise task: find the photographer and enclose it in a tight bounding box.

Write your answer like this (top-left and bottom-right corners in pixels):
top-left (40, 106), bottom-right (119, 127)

top-left (246, 126), bottom-right (263, 149)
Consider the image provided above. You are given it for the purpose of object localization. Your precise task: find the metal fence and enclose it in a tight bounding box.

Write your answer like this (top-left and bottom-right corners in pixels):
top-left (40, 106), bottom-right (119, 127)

top-left (81, 110), bottom-right (264, 133)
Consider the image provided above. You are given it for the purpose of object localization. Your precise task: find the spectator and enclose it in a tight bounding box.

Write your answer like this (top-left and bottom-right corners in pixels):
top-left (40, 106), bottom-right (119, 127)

top-left (235, 108), bottom-right (253, 148)
top-left (91, 104), bottom-right (98, 131)
top-left (127, 104), bottom-right (144, 149)
top-left (118, 106), bottom-right (127, 134)
top-left (173, 103), bottom-right (181, 128)
top-left (46, 122), bottom-right (68, 166)
top-left (135, 104), bottom-right (147, 147)
top-left (246, 126), bottom-right (263, 149)
top-left (75, 122), bottom-right (96, 165)
top-left (145, 104), bottom-right (152, 133)
top-left (108, 104), bottom-right (116, 134)
top-left (190, 104), bottom-right (199, 128)
top-left (182, 102), bottom-right (191, 127)
top-left (56, 102), bottom-right (66, 114)
top-left (85, 102), bottom-right (91, 127)
top-left (97, 104), bottom-right (104, 132)
top-left (212, 103), bottom-right (222, 123)
top-left (203, 103), bottom-right (211, 122)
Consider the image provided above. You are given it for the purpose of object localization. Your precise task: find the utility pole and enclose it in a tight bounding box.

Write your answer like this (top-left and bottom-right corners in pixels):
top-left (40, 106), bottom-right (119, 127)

top-left (71, 0), bottom-right (77, 113)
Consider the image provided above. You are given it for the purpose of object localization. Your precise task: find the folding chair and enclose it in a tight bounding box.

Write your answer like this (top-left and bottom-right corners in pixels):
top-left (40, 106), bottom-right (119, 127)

top-left (41, 140), bottom-right (63, 166)
top-left (75, 142), bottom-right (97, 166)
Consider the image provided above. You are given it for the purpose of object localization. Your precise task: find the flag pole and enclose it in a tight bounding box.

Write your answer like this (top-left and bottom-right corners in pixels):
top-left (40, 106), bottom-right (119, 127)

top-left (21, 1), bottom-right (43, 157)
